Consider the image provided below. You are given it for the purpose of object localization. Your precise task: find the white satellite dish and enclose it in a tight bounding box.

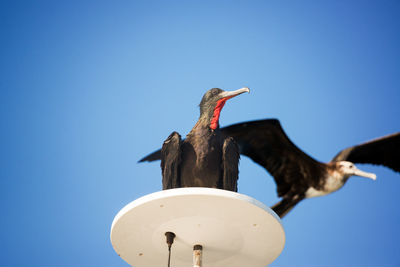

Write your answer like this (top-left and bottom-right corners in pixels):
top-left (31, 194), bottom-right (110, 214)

top-left (111, 188), bottom-right (285, 266)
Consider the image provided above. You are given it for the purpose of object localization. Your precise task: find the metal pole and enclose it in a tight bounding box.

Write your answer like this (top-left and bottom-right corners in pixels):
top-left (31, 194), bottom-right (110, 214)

top-left (193, 244), bottom-right (203, 267)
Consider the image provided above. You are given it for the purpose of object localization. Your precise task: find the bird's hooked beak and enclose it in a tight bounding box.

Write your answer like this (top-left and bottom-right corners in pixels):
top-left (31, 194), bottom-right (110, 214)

top-left (352, 167), bottom-right (377, 180)
top-left (218, 87), bottom-right (250, 100)
top-left (209, 87), bottom-right (250, 130)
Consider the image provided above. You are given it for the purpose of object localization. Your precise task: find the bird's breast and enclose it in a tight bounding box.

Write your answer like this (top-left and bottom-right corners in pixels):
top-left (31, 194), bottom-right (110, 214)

top-left (180, 133), bottom-right (224, 187)
top-left (305, 173), bottom-right (345, 198)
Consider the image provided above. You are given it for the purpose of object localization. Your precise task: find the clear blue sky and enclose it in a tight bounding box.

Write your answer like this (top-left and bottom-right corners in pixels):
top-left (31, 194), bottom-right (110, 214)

top-left (1, 1), bottom-right (399, 266)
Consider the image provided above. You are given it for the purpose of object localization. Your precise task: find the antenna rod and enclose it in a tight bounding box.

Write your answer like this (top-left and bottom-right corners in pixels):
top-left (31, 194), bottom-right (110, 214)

top-left (193, 244), bottom-right (203, 267)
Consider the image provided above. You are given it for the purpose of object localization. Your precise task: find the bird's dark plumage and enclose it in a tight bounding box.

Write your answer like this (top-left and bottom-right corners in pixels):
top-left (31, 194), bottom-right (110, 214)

top-left (141, 118), bottom-right (400, 217)
top-left (160, 87), bottom-right (249, 191)
top-left (161, 132), bottom-right (182, 189)
top-left (222, 136), bottom-right (240, 191)
top-left (332, 132), bottom-right (400, 172)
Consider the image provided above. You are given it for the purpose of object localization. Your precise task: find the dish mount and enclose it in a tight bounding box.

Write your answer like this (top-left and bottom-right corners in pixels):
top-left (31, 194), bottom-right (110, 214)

top-left (111, 188), bottom-right (285, 267)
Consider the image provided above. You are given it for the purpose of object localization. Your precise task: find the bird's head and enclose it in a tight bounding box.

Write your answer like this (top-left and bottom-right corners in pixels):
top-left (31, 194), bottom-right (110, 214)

top-left (335, 161), bottom-right (377, 180)
top-left (199, 87), bottom-right (250, 130)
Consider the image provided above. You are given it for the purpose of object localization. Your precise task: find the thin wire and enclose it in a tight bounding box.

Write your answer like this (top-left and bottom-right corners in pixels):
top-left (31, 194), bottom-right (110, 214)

top-left (167, 245), bottom-right (172, 267)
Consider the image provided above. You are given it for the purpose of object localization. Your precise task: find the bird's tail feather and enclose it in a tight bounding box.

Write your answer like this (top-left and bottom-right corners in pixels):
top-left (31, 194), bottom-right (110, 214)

top-left (138, 149), bottom-right (162, 163)
top-left (272, 196), bottom-right (303, 218)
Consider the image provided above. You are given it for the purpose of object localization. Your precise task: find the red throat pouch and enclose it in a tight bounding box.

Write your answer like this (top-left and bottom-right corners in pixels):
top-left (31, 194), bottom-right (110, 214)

top-left (210, 98), bottom-right (227, 130)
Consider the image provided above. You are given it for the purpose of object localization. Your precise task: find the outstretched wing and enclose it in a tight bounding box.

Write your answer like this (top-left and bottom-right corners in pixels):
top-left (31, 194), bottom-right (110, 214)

top-left (161, 132), bottom-right (182, 189)
top-left (222, 136), bottom-right (240, 192)
top-left (332, 132), bottom-right (400, 172)
top-left (221, 119), bottom-right (326, 197)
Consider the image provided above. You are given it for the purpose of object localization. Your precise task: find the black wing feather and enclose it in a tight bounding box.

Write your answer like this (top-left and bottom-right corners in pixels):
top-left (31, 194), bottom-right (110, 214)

top-left (222, 137), bottom-right (240, 192)
top-left (161, 132), bottom-right (182, 189)
top-left (332, 132), bottom-right (400, 172)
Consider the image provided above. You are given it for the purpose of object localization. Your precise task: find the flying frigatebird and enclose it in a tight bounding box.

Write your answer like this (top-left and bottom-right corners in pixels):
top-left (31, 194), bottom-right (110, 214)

top-left (140, 119), bottom-right (400, 217)
top-left (160, 87), bottom-right (250, 191)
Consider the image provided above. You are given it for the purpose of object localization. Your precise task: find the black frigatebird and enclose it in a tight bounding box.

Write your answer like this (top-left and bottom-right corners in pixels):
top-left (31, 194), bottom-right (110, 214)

top-left (140, 119), bottom-right (400, 217)
top-left (160, 87), bottom-right (250, 191)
